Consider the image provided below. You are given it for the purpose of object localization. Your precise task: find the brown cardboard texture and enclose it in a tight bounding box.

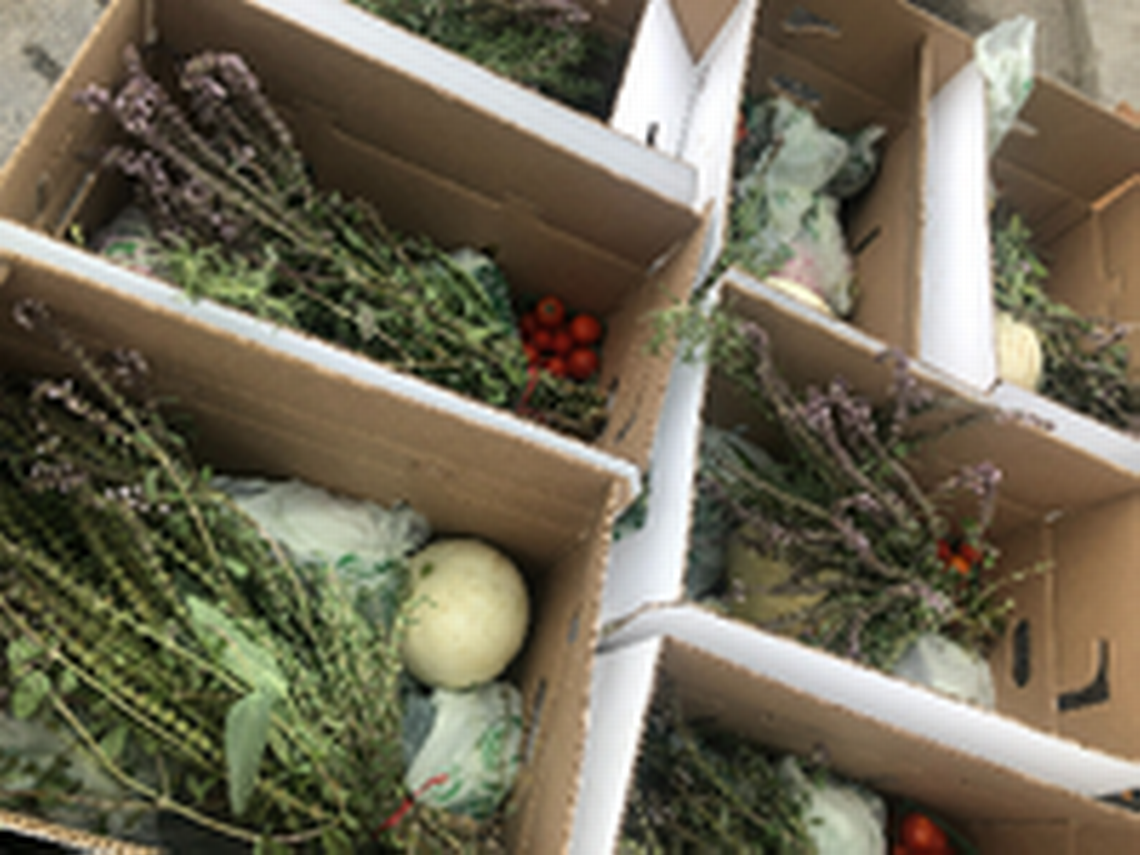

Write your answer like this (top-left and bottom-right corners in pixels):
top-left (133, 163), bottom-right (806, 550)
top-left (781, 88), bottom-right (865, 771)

top-left (992, 77), bottom-right (1140, 382)
top-left (0, 250), bottom-right (626, 853)
top-left (0, 0), bottom-right (711, 469)
top-left (991, 490), bottom-right (1140, 763)
top-left (736, 0), bottom-right (973, 354)
top-left (715, 275), bottom-right (1139, 537)
top-left (628, 637), bottom-right (1140, 854)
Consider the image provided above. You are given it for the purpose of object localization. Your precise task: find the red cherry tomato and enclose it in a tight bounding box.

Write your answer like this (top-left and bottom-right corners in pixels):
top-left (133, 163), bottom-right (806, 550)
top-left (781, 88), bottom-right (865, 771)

top-left (544, 356), bottom-right (567, 378)
top-left (531, 328), bottom-right (554, 353)
top-left (900, 813), bottom-right (949, 853)
top-left (519, 311), bottom-right (539, 340)
top-left (566, 348), bottom-right (600, 381)
top-left (535, 295), bottom-right (566, 328)
top-left (552, 329), bottom-right (574, 355)
top-left (569, 313), bottom-right (603, 346)
top-left (522, 343), bottom-right (540, 365)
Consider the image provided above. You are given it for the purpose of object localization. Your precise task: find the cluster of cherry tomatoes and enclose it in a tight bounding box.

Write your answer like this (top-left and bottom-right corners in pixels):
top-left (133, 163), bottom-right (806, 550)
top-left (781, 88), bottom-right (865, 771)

top-left (518, 295), bottom-right (604, 382)
top-left (892, 811), bottom-right (957, 855)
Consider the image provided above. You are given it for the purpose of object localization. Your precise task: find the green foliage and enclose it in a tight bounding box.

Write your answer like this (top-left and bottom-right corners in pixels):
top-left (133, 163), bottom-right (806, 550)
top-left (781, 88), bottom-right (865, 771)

top-left (992, 206), bottom-right (1140, 429)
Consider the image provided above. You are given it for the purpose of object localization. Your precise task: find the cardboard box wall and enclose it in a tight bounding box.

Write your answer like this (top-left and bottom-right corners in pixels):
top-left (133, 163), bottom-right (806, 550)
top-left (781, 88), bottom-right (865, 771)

top-left (0, 0), bottom-right (716, 472)
top-left (0, 246), bottom-right (631, 853)
top-left (600, 273), bottom-right (1140, 794)
top-left (574, 633), bottom-right (1140, 854)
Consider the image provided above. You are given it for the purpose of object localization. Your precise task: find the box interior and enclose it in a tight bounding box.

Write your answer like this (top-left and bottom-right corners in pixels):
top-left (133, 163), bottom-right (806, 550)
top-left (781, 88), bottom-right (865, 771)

top-left (656, 637), bottom-right (1140, 855)
top-left (737, 0), bottom-right (972, 354)
top-left (0, 250), bottom-right (624, 853)
top-left (992, 77), bottom-right (1140, 381)
top-left (0, 0), bottom-right (712, 469)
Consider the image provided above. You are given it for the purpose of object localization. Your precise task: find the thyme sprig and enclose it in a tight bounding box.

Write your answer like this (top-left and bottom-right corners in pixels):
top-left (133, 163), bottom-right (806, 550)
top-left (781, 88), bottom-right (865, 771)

top-left (992, 206), bottom-right (1140, 430)
top-left (77, 46), bottom-right (608, 442)
top-left (0, 301), bottom-right (499, 852)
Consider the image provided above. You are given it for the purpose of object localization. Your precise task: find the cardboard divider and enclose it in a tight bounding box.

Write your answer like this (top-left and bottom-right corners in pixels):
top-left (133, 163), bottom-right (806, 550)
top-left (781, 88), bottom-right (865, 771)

top-left (0, 0), bottom-right (715, 471)
top-left (0, 249), bottom-right (627, 853)
top-left (575, 634), bottom-right (1140, 854)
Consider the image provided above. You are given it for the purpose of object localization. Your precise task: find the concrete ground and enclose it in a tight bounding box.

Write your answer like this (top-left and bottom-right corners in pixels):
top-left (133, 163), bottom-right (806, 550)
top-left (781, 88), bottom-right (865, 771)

top-left (2, 0), bottom-right (1140, 170)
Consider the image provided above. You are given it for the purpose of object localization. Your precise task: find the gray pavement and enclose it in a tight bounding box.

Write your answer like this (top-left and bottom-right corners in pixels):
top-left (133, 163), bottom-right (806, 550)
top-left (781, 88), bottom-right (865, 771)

top-left (1, 0), bottom-right (1140, 170)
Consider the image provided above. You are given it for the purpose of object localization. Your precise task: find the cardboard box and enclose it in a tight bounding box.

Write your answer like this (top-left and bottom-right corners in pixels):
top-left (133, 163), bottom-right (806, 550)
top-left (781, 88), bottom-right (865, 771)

top-left (0, 0), bottom-right (716, 471)
top-left (253, 0), bottom-right (761, 270)
top-left (922, 65), bottom-right (1140, 472)
top-left (723, 0), bottom-right (973, 345)
top-left (0, 247), bottom-right (631, 853)
top-left (600, 274), bottom-right (1140, 794)
top-left (573, 633), bottom-right (1140, 854)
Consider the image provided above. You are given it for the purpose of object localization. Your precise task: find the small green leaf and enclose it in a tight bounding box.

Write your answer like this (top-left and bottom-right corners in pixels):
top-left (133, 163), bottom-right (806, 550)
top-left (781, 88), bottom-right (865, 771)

top-left (11, 671), bottom-right (51, 719)
top-left (7, 638), bottom-right (41, 672)
top-left (57, 669), bottom-right (79, 695)
top-left (224, 556), bottom-right (250, 580)
top-left (99, 724), bottom-right (129, 764)
top-left (321, 826), bottom-right (355, 855)
top-left (225, 691), bottom-right (273, 816)
top-left (187, 596), bottom-right (288, 699)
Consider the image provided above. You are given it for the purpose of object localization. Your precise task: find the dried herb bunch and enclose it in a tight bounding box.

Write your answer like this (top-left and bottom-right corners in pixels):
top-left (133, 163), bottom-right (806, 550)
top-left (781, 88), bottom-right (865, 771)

top-left (347, 0), bottom-right (621, 116)
top-left (658, 306), bottom-right (1015, 670)
top-left (77, 46), bottom-right (608, 441)
top-left (992, 205), bottom-right (1140, 430)
top-left (0, 301), bottom-right (500, 853)
top-left (620, 689), bottom-right (812, 854)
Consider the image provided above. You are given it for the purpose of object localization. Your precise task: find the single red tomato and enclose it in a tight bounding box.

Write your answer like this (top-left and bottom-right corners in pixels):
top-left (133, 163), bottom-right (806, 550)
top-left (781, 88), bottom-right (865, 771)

top-left (535, 295), bottom-right (566, 328)
top-left (522, 343), bottom-right (540, 365)
top-left (519, 311), bottom-right (539, 340)
top-left (531, 328), bottom-right (554, 353)
top-left (544, 356), bottom-right (567, 378)
top-left (551, 329), bottom-right (574, 355)
top-left (900, 813), bottom-right (949, 853)
top-left (566, 348), bottom-right (600, 381)
top-left (569, 313), bottom-right (603, 346)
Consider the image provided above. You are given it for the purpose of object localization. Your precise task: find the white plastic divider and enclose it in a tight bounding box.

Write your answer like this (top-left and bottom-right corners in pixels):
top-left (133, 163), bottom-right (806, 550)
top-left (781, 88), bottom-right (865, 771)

top-left (0, 219), bottom-right (642, 504)
top-left (921, 60), bottom-right (995, 390)
top-left (251, 0), bottom-right (755, 216)
top-left (600, 604), bottom-right (1140, 798)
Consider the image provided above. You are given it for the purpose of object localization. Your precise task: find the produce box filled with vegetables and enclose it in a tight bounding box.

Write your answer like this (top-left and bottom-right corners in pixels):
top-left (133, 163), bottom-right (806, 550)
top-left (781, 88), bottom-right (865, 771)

top-left (605, 272), bottom-right (1140, 777)
top-left (712, 0), bottom-right (971, 350)
top-left (575, 634), bottom-right (1140, 854)
top-left (0, 250), bottom-right (630, 853)
top-left (0, 0), bottom-right (713, 470)
top-left (984, 77), bottom-right (1140, 447)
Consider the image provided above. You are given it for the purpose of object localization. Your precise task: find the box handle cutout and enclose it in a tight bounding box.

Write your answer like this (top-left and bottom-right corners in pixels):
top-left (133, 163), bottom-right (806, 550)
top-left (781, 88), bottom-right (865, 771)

top-left (1057, 639), bottom-right (1110, 712)
top-left (566, 609), bottom-right (580, 645)
top-left (1011, 619), bottom-right (1031, 687)
top-left (783, 6), bottom-right (842, 39)
top-left (768, 74), bottom-right (822, 110)
top-left (523, 678), bottom-right (547, 763)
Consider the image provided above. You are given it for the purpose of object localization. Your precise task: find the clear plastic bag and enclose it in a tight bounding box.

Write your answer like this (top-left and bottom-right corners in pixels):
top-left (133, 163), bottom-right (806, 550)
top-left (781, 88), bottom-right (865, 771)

top-left (402, 681), bottom-right (524, 819)
top-left (891, 632), bottom-right (997, 709)
top-left (780, 756), bottom-right (886, 855)
top-left (976, 15), bottom-right (1037, 157)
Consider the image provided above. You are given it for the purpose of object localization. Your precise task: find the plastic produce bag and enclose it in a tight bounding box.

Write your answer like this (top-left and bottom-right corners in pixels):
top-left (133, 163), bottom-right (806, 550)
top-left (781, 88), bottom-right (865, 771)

top-left (91, 205), bottom-right (164, 275)
top-left (780, 756), bottom-right (885, 855)
top-left (976, 16), bottom-right (1037, 157)
top-left (402, 681), bottom-right (524, 819)
top-left (891, 632), bottom-right (997, 709)
top-left (729, 96), bottom-right (884, 317)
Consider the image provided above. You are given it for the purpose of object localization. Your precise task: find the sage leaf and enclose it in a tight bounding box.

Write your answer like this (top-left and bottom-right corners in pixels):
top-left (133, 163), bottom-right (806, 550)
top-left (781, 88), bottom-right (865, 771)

top-left (225, 690), bottom-right (273, 816)
top-left (11, 671), bottom-right (51, 719)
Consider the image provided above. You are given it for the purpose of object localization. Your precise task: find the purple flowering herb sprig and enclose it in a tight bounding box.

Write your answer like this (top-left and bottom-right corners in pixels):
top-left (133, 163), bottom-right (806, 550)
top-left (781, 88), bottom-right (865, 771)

top-left (75, 46), bottom-right (608, 441)
top-left (0, 300), bottom-right (499, 851)
top-left (699, 318), bottom-right (1015, 670)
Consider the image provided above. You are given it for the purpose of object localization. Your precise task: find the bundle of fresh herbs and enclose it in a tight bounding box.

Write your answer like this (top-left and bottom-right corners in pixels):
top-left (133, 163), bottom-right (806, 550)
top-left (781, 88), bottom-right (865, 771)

top-left (655, 305), bottom-right (1019, 671)
top-left (76, 46), bottom-right (608, 442)
top-left (347, 0), bottom-right (623, 116)
top-left (0, 300), bottom-right (504, 853)
top-left (991, 204), bottom-right (1140, 431)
